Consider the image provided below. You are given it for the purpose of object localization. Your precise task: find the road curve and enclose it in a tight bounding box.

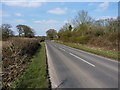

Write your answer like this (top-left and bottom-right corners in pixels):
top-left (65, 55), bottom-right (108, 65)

top-left (45, 40), bottom-right (118, 88)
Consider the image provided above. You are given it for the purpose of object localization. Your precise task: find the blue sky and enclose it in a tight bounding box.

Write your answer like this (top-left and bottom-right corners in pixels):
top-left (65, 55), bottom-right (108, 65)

top-left (1, 1), bottom-right (118, 36)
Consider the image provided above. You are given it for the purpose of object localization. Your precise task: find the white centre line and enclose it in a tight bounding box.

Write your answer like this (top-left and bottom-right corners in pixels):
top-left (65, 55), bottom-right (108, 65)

top-left (59, 47), bottom-right (66, 51)
top-left (69, 53), bottom-right (95, 67)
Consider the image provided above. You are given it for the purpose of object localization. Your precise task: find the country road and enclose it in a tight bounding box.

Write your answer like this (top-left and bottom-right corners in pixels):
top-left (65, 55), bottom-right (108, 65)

top-left (45, 40), bottom-right (118, 88)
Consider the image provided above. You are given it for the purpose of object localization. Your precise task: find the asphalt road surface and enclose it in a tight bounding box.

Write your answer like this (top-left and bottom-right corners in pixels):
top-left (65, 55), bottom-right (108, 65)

top-left (45, 40), bottom-right (118, 88)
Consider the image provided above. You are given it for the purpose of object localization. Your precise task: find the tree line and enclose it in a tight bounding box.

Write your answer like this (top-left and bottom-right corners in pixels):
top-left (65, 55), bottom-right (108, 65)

top-left (46, 10), bottom-right (119, 50)
top-left (1, 24), bottom-right (35, 40)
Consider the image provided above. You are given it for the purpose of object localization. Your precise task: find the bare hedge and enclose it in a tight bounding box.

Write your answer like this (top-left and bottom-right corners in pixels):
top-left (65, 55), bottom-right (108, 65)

top-left (2, 37), bottom-right (40, 88)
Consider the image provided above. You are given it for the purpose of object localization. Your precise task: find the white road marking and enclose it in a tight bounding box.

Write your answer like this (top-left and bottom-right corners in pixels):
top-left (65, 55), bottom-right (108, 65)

top-left (62, 44), bottom-right (118, 63)
top-left (69, 53), bottom-right (96, 67)
top-left (59, 47), bottom-right (66, 51)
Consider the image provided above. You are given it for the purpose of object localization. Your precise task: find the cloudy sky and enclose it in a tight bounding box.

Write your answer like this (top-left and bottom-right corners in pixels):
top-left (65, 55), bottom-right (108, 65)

top-left (1, 0), bottom-right (118, 36)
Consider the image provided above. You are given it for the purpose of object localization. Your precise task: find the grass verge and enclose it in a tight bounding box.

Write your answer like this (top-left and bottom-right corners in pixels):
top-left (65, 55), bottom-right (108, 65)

top-left (12, 42), bottom-right (49, 88)
top-left (55, 41), bottom-right (119, 61)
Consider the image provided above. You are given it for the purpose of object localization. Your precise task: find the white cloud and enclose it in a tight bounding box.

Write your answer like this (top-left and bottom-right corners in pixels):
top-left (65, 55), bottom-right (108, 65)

top-left (2, 19), bottom-right (26, 24)
top-left (14, 19), bottom-right (25, 23)
top-left (0, 12), bottom-right (10, 17)
top-left (2, 0), bottom-right (48, 2)
top-left (64, 20), bottom-right (69, 23)
top-left (95, 2), bottom-right (109, 12)
top-left (15, 13), bottom-right (22, 16)
top-left (88, 3), bottom-right (94, 6)
top-left (33, 20), bottom-right (58, 24)
top-left (3, 2), bottom-right (42, 7)
top-left (47, 8), bottom-right (68, 15)
top-left (98, 16), bottom-right (117, 20)
top-left (1, 0), bottom-right (119, 2)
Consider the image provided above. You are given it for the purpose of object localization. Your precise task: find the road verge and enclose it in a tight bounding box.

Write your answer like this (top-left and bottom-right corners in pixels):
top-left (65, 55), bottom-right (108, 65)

top-left (54, 41), bottom-right (119, 61)
top-left (11, 42), bottom-right (49, 88)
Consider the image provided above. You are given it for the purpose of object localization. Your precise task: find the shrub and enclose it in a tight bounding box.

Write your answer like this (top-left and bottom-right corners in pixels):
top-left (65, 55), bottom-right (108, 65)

top-left (74, 36), bottom-right (90, 44)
